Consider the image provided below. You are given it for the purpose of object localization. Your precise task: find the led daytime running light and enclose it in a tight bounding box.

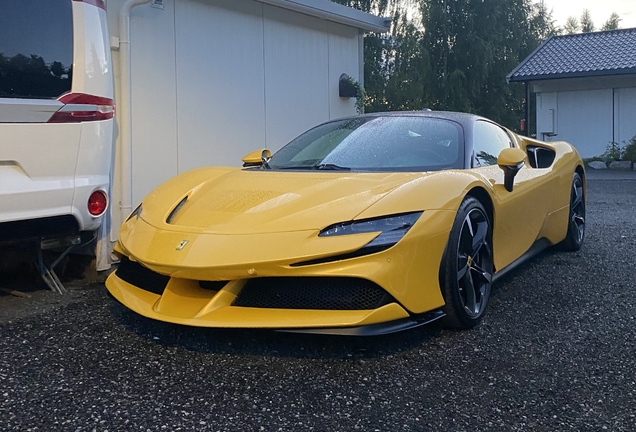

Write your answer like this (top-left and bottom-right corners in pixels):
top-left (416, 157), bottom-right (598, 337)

top-left (319, 212), bottom-right (423, 238)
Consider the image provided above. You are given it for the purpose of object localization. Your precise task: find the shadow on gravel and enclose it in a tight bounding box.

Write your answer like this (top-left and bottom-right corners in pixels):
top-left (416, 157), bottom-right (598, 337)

top-left (108, 297), bottom-right (444, 360)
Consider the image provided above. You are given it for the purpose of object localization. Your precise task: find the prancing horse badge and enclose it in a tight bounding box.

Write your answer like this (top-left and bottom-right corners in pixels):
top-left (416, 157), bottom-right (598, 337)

top-left (176, 240), bottom-right (189, 251)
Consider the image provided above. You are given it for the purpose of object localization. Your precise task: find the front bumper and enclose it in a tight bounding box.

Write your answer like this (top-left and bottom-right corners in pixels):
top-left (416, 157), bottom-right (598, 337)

top-left (106, 271), bottom-right (436, 333)
top-left (107, 209), bottom-right (456, 331)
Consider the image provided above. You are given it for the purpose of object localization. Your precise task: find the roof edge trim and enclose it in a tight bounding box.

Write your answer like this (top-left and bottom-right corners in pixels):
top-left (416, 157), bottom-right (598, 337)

top-left (255, 0), bottom-right (391, 33)
top-left (508, 67), bottom-right (636, 83)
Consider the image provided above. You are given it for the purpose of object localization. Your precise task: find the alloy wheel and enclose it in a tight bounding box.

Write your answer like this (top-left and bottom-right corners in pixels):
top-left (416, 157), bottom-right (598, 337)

top-left (456, 208), bottom-right (493, 318)
top-left (570, 177), bottom-right (585, 243)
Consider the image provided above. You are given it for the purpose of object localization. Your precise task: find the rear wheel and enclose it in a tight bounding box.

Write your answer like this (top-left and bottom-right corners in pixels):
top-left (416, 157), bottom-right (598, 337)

top-left (557, 172), bottom-right (585, 251)
top-left (440, 197), bottom-right (494, 329)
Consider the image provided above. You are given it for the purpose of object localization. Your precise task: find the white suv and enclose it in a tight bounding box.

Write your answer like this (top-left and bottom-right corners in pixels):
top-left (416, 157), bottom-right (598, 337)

top-left (0, 0), bottom-right (114, 244)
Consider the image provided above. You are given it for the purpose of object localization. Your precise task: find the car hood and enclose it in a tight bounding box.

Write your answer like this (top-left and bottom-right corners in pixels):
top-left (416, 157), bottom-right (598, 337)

top-left (140, 167), bottom-right (434, 235)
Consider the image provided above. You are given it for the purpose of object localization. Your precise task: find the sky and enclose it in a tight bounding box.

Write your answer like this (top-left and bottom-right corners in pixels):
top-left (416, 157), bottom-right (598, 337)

top-left (540, 0), bottom-right (636, 30)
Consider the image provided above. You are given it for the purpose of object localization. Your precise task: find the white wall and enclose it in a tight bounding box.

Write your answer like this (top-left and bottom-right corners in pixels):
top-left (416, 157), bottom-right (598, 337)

top-left (616, 87), bottom-right (636, 146)
top-left (174, 0), bottom-right (266, 172)
top-left (536, 87), bottom-right (636, 158)
top-left (533, 75), bottom-right (636, 158)
top-left (128, 1), bottom-right (179, 206)
top-left (263, 5), bottom-right (330, 150)
top-left (107, 0), bottom-right (361, 215)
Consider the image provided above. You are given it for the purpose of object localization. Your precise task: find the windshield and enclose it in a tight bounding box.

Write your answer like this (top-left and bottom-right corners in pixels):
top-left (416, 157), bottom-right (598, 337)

top-left (268, 116), bottom-right (464, 171)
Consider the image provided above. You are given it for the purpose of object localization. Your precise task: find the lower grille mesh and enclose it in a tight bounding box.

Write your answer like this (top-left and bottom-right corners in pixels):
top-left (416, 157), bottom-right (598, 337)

top-left (115, 257), bottom-right (169, 295)
top-left (232, 277), bottom-right (393, 310)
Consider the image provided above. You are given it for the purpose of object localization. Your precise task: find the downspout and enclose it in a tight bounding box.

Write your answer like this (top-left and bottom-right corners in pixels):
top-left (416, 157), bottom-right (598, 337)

top-left (525, 81), bottom-right (530, 137)
top-left (118, 0), bottom-right (151, 226)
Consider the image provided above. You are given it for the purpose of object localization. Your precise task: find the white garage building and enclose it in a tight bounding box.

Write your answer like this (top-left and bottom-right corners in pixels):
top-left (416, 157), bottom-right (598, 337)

top-left (99, 0), bottom-right (389, 266)
top-left (507, 28), bottom-right (636, 158)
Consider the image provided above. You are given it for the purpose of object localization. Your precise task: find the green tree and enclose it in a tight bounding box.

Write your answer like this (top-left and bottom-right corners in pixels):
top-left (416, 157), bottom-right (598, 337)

top-left (601, 12), bottom-right (621, 30)
top-left (331, 0), bottom-right (427, 112)
top-left (330, 0), bottom-right (546, 130)
top-left (563, 16), bottom-right (580, 34)
top-left (381, 14), bottom-right (432, 111)
top-left (580, 9), bottom-right (595, 32)
top-left (530, 0), bottom-right (560, 41)
top-left (421, 0), bottom-right (538, 128)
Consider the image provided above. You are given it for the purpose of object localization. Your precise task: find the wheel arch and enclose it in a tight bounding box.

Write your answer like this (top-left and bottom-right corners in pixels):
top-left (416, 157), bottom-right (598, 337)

top-left (465, 186), bottom-right (494, 226)
top-left (465, 186), bottom-right (497, 271)
top-left (575, 165), bottom-right (586, 197)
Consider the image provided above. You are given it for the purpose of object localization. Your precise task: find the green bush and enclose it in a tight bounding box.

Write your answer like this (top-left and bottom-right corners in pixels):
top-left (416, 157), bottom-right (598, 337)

top-left (623, 135), bottom-right (636, 163)
top-left (598, 136), bottom-right (636, 163)
top-left (602, 141), bottom-right (622, 162)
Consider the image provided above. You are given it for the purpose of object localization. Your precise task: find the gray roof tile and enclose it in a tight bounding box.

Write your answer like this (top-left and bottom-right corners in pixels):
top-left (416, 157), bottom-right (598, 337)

top-left (507, 28), bottom-right (636, 82)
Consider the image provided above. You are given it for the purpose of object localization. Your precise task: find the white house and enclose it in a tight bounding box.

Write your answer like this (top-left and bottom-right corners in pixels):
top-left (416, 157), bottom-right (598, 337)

top-left (507, 28), bottom-right (636, 158)
top-left (98, 0), bottom-right (389, 268)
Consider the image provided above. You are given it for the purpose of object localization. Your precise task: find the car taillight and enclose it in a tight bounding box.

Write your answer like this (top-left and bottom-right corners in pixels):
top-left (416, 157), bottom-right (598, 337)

top-left (48, 93), bottom-right (115, 123)
top-left (88, 191), bottom-right (108, 216)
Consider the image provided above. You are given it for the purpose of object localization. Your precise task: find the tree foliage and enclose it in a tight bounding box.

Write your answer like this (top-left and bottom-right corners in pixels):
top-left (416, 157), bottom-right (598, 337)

top-left (421, 0), bottom-right (544, 128)
top-left (329, 1), bottom-right (623, 131)
top-left (580, 9), bottom-right (595, 32)
top-left (563, 16), bottom-right (580, 34)
top-left (0, 53), bottom-right (72, 98)
top-left (530, 0), bottom-right (559, 41)
top-left (602, 12), bottom-right (621, 31)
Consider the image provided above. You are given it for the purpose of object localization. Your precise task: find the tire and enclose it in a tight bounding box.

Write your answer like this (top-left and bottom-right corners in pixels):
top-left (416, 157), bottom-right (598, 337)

top-left (440, 197), bottom-right (494, 329)
top-left (557, 172), bottom-right (585, 251)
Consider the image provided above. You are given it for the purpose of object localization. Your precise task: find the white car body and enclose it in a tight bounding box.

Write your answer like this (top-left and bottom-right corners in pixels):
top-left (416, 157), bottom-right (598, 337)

top-left (0, 0), bottom-right (114, 242)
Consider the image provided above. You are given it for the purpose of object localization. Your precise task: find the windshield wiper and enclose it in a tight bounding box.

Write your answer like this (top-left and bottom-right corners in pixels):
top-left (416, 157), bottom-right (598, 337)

top-left (314, 163), bottom-right (351, 171)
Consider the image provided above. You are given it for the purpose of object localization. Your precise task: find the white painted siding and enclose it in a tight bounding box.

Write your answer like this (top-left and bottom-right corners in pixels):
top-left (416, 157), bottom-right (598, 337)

top-left (556, 89), bottom-right (613, 158)
top-left (616, 87), bottom-right (636, 146)
top-left (263, 5), bottom-right (330, 150)
top-left (174, 0), bottom-right (266, 171)
top-left (536, 89), bottom-right (614, 158)
top-left (107, 0), bottom-right (363, 220)
top-left (536, 85), bottom-right (636, 158)
top-left (128, 1), bottom-right (179, 207)
top-left (536, 92), bottom-right (557, 138)
top-left (327, 22), bottom-right (359, 119)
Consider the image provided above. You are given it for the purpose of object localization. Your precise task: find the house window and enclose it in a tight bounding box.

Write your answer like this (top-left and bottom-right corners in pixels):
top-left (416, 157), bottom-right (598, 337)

top-left (0, 0), bottom-right (73, 99)
top-left (473, 120), bottom-right (513, 166)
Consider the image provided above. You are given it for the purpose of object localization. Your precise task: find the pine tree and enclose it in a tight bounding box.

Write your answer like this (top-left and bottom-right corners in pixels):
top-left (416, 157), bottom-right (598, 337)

top-left (563, 16), bottom-right (580, 34)
top-left (580, 9), bottom-right (595, 32)
top-left (601, 12), bottom-right (621, 31)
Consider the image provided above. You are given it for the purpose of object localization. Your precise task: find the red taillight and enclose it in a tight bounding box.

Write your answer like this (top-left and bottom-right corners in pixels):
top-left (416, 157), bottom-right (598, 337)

top-left (72, 0), bottom-right (106, 10)
top-left (88, 191), bottom-right (108, 216)
top-left (48, 93), bottom-right (115, 123)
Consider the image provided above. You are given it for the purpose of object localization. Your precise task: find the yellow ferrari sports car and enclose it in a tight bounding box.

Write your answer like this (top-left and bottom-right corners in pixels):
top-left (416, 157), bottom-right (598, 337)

top-left (107, 111), bottom-right (585, 334)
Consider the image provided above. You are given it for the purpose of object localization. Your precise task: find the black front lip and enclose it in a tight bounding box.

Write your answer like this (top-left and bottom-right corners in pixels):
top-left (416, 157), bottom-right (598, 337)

top-left (276, 309), bottom-right (445, 336)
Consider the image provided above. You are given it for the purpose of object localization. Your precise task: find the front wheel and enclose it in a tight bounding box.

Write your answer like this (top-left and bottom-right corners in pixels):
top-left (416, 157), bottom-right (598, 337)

top-left (440, 197), bottom-right (494, 329)
top-left (557, 172), bottom-right (585, 251)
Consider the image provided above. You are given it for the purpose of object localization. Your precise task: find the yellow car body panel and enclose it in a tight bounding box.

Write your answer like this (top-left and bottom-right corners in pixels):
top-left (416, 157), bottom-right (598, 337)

top-left (107, 276), bottom-right (411, 329)
top-left (107, 116), bottom-right (584, 333)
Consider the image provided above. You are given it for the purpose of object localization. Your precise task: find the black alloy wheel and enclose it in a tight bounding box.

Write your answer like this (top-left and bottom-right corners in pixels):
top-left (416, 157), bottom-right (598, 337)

top-left (557, 172), bottom-right (585, 251)
top-left (441, 197), bottom-right (494, 329)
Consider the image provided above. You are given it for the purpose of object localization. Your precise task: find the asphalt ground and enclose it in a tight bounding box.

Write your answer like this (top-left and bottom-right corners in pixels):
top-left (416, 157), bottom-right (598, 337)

top-left (1, 170), bottom-right (635, 431)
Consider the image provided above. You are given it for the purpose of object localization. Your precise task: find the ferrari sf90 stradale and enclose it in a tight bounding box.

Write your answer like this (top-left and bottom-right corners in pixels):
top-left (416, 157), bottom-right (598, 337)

top-left (107, 112), bottom-right (585, 334)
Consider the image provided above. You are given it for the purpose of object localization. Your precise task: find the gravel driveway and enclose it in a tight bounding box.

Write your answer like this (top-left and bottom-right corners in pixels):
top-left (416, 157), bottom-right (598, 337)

top-left (1, 171), bottom-right (635, 431)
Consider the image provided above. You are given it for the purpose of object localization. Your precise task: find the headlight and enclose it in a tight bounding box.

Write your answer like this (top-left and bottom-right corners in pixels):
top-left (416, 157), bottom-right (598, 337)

top-left (125, 203), bottom-right (143, 222)
top-left (319, 212), bottom-right (422, 251)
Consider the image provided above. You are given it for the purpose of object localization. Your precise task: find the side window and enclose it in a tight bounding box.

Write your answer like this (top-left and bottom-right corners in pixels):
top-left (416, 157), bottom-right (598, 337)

top-left (0, 0), bottom-right (73, 99)
top-left (473, 120), bottom-right (513, 166)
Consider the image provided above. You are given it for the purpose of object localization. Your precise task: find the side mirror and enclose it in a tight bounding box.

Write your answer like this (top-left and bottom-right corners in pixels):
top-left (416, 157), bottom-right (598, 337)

top-left (242, 149), bottom-right (271, 167)
top-left (497, 148), bottom-right (526, 192)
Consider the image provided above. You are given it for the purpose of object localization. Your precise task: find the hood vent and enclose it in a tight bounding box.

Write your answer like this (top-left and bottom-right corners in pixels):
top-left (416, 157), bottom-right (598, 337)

top-left (166, 196), bottom-right (189, 224)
